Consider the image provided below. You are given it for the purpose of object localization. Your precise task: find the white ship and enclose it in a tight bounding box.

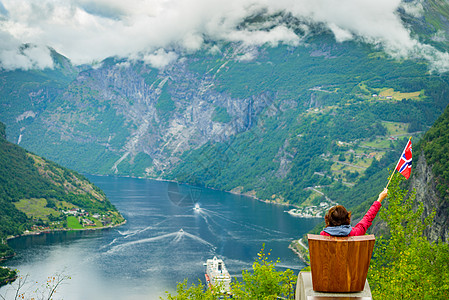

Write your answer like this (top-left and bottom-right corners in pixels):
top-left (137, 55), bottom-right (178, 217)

top-left (204, 256), bottom-right (232, 294)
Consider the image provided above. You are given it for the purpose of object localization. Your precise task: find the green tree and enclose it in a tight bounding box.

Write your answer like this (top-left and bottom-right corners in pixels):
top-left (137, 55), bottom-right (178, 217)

top-left (162, 245), bottom-right (296, 299)
top-left (231, 245), bottom-right (296, 299)
top-left (162, 280), bottom-right (224, 300)
top-left (368, 174), bottom-right (449, 299)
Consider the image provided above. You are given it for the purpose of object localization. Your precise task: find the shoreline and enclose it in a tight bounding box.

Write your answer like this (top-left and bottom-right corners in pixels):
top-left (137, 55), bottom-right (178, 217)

top-left (289, 238), bottom-right (309, 265)
top-left (7, 219), bottom-right (127, 241)
top-left (0, 266), bottom-right (17, 288)
top-left (88, 173), bottom-right (301, 209)
top-left (2, 218), bottom-right (126, 287)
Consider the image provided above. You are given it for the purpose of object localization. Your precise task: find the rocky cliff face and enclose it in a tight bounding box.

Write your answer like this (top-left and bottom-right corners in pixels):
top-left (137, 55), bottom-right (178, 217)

top-left (411, 151), bottom-right (449, 242)
top-left (3, 33), bottom-right (449, 210)
top-left (24, 55), bottom-right (277, 177)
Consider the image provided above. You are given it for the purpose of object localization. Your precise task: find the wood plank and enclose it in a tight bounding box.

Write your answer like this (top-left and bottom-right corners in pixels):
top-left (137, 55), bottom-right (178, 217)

top-left (308, 234), bottom-right (375, 292)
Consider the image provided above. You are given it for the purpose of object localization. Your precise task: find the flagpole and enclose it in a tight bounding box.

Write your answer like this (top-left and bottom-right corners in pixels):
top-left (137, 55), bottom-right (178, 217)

top-left (386, 136), bottom-right (412, 189)
top-left (385, 169), bottom-right (397, 189)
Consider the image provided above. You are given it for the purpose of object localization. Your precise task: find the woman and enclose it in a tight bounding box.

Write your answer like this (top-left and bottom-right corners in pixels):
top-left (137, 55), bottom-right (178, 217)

top-left (320, 188), bottom-right (388, 236)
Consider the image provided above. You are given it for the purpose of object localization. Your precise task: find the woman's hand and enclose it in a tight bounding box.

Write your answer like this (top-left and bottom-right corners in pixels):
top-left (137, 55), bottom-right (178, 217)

top-left (377, 188), bottom-right (388, 203)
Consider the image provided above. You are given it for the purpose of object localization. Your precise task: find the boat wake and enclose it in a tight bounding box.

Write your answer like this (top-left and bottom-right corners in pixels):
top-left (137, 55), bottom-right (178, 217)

top-left (181, 230), bottom-right (215, 248)
top-left (105, 229), bottom-right (215, 254)
top-left (201, 208), bottom-right (288, 237)
top-left (106, 231), bottom-right (179, 254)
top-left (197, 209), bottom-right (239, 240)
top-left (99, 238), bottom-right (119, 249)
top-left (120, 208), bottom-right (193, 239)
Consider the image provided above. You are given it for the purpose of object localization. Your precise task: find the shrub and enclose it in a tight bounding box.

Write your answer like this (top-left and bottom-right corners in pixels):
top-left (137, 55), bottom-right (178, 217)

top-left (368, 174), bottom-right (449, 299)
top-left (163, 245), bottom-right (296, 299)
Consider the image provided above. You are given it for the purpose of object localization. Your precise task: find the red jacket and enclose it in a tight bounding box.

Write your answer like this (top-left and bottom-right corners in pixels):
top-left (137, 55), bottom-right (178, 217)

top-left (320, 200), bottom-right (382, 236)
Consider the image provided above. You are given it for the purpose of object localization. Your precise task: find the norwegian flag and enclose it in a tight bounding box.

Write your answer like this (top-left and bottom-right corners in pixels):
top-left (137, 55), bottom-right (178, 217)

top-left (396, 139), bottom-right (412, 179)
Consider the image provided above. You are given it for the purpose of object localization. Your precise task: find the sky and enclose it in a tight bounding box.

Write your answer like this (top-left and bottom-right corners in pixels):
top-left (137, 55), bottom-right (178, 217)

top-left (0, 0), bottom-right (448, 71)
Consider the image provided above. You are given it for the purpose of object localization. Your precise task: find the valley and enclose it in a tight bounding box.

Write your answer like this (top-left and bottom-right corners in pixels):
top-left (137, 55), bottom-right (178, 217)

top-left (1, 0), bottom-right (449, 298)
top-left (2, 35), bottom-right (447, 214)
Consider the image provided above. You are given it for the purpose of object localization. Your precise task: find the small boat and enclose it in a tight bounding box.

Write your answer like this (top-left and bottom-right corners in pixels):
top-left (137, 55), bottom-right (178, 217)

top-left (204, 256), bottom-right (232, 294)
top-left (194, 203), bottom-right (201, 211)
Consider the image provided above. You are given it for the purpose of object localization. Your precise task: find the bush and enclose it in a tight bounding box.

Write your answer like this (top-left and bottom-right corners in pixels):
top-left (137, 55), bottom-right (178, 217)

top-left (163, 245), bottom-right (296, 299)
top-left (0, 244), bottom-right (14, 258)
top-left (368, 174), bottom-right (449, 299)
top-left (232, 245), bottom-right (296, 299)
top-left (163, 280), bottom-right (223, 300)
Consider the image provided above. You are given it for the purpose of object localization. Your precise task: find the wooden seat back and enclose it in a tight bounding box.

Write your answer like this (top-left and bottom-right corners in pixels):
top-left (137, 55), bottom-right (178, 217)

top-left (308, 234), bottom-right (375, 293)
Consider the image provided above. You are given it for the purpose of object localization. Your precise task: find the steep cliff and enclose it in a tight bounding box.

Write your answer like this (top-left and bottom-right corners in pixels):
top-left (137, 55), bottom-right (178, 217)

top-left (411, 152), bottom-right (449, 242)
top-left (410, 104), bottom-right (449, 242)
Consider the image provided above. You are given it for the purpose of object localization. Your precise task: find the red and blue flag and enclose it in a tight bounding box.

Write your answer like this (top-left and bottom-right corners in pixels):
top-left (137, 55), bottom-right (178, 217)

top-left (396, 139), bottom-right (412, 179)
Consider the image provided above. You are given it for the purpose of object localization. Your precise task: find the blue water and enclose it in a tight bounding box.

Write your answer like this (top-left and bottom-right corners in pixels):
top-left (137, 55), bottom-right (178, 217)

top-left (2, 176), bottom-right (321, 299)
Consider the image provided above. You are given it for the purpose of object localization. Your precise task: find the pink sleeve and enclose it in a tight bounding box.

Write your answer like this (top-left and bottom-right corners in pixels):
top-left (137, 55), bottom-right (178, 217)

top-left (349, 201), bottom-right (382, 236)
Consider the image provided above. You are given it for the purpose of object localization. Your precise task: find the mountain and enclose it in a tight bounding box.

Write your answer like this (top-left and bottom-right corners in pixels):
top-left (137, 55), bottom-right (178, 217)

top-left (1, 1), bottom-right (449, 214)
top-left (0, 121), bottom-right (125, 239)
top-left (411, 104), bottom-right (449, 242)
top-left (401, 0), bottom-right (449, 51)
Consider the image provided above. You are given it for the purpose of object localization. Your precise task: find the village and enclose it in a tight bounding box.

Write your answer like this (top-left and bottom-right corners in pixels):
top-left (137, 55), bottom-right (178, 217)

top-left (28, 208), bottom-right (114, 232)
top-left (287, 201), bottom-right (333, 218)
top-left (62, 208), bottom-right (113, 227)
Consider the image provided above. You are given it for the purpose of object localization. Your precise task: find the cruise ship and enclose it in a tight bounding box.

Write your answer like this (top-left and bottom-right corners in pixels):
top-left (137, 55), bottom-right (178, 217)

top-left (204, 256), bottom-right (232, 294)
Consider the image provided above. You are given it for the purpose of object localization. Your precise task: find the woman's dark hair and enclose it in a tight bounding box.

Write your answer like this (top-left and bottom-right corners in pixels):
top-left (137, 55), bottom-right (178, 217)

top-left (325, 205), bottom-right (351, 227)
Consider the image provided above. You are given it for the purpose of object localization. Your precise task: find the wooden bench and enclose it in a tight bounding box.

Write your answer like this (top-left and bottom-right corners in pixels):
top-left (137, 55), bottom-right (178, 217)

top-left (308, 234), bottom-right (375, 293)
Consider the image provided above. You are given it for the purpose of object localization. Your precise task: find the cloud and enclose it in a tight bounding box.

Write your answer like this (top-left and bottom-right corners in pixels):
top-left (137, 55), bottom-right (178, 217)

top-left (225, 25), bottom-right (300, 47)
top-left (142, 48), bottom-right (178, 69)
top-left (328, 24), bottom-right (353, 43)
top-left (0, 0), bottom-right (448, 71)
top-left (0, 30), bottom-right (54, 70)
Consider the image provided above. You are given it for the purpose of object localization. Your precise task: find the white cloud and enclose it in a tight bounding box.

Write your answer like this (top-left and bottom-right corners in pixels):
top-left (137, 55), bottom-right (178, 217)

top-left (400, 0), bottom-right (424, 18)
top-left (328, 24), bottom-right (353, 43)
top-left (237, 51), bottom-right (257, 62)
top-left (0, 29), bottom-right (54, 70)
top-left (143, 48), bottom-right (178, 69)
top-left (0, 0), bottom-right (447, 71)
top-left (225, 25), bottom-right (300, 47)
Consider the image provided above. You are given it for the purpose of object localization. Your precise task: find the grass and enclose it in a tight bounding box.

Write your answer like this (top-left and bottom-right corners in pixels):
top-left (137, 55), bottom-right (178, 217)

top-left (67, 216), bottom-right (83, 229)
top-left (382, 121), bottom-right (409, 136)
top-left (92, 218), bottom-right (103, 227)
top-left (357, 83), bottom-right (424, 101)
top-left (357, 82), bottom-right (373, 94)
top-left (361, 139), bottom-right (391, 149)
top-left (326, 142), bottom-right (389, 183)
top-left (14, 198), bottom-right (60, 221)
top-left (378, 88), bottom-right (422, 100)
top-left (300, 190), bottom-right (323, 207)
top-left (320, 117), bottom-right (418, 187)
top-left (56, 200), bottom-right (78, 210)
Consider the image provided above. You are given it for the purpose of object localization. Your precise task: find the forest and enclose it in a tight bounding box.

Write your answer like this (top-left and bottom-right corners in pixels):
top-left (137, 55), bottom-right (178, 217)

top-left (0, 122), bottom-right (124, 239)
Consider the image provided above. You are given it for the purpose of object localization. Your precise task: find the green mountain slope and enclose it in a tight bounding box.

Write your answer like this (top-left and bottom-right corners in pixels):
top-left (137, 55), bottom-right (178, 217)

top-left (1, 2), bottom-right (449, 214)
top-left (322, 103), bottom-right (449, 242)
top-left (401, 0), bottom-right (449, 51)
top-left (2, 33), bottom-right (449, 211)
top-left (419, 104), bottom-right (449, 200)
top-left (168, 36), bottom-right (449, 206)
top-left (0, 122), bottom-right (124, 238)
